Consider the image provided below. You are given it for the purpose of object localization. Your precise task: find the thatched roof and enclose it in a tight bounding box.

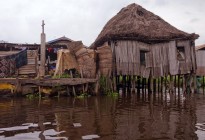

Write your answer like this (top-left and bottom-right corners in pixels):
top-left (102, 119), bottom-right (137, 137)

top-left (92, 3), bottom-right (198, 48)
top-left (196, 44), bottom-right (205, 51)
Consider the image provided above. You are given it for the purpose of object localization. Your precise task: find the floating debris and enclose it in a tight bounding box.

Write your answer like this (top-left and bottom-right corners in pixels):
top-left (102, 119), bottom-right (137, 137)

top-left (45, 136), bottom-right (68, 140)
top-left (0, 126), bottom-right (29, 131)
top-left (82, 134), bottom-right (100, 139)
top-left (43, 129), bottom-right (66, 136)
top-left (73, 123), bottom-right (82, 127)
top-left (22, 123), bottom-right (38, 127)
top-left (43, 122), bottom-right (52, 125)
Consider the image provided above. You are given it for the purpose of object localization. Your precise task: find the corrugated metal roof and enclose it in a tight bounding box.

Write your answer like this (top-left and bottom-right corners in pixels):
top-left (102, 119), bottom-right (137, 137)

top-left (47, 36), bottom-right (73, 44)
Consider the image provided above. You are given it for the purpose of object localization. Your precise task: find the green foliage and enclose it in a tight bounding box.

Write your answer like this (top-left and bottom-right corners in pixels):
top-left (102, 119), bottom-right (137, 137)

top-left (52, 74), bottom-right (71, 79)
top-left (106, 91), bottom-right (118, 97)
top-left (76, 93), bottom-right (89, 99)
top-left (99, 76), bottom-right (108, 93)
top-left (26, 93), bottom-right (39, 99)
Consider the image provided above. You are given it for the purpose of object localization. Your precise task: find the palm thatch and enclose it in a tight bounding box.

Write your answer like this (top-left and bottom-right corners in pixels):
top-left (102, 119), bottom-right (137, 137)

top-left (195, 44), bottom-right (205, 51)
top-left (92, 3), bottom-right (198, 48)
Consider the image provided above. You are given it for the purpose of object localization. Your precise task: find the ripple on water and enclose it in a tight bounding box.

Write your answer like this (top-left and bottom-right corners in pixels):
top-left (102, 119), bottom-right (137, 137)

top-left (195, 122), bottom-right (205, 140)
top-left (0, 122), bottom-right (67, 140)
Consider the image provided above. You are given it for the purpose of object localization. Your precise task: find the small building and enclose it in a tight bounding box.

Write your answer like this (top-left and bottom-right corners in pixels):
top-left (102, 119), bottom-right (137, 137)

top-left (0, 43), bottom-right (38, 77)
top-left (196, 44), bottom-right (205, 76)
top-left (91, 3), bottom-right (198, 79)
top-left (0, 36), bottom-right (74, 77)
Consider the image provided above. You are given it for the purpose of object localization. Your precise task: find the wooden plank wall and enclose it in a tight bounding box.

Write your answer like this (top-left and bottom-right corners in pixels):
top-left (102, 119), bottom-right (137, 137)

top-left (196, 50), bottom-right (205, 76)
top-left (98, 40), bottom-right (196, 78)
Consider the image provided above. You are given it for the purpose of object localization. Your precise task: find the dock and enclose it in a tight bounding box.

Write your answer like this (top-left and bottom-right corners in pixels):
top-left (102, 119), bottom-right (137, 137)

top-left (0, 78), bottom-right (98, 96)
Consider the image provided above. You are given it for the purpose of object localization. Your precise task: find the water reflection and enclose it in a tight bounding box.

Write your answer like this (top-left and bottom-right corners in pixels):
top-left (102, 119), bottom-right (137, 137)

top-left (0, 93), bottom-right (204, 140)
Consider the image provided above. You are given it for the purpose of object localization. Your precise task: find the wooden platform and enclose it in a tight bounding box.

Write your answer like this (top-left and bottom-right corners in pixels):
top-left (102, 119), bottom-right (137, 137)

top-left (0, 78), bottom-right (97, 87)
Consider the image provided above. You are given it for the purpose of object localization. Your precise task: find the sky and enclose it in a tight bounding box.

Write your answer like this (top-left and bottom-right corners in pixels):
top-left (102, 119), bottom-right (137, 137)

top-left (0, 0), bottom-right (204, 46)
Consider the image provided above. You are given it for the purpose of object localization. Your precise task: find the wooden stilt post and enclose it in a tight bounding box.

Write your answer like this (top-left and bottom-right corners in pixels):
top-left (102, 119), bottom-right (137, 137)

top-left (132, 76), bottom-right (136, 93)
top-left (161, 77), bottom-right (163, 93)
top-left (128, 75), bottom-right (131, 93)
top-left (170, 75), bottom-right (173, 93)
top-left (182, 75), bottom-right (185, 94)
top-left (116, 76), bottom-right (118, 91)
top-left (142, 78), bottom-right (145, 93)
top-left (66, 86), bottom-right (70, 96)
top-left (113, 76), bottom-right (117, 92)
top-left (137, 76), bottom-right (141, 94)
top-left (158, 78), bottom-right (160, 93)
top-left (193, 75), bottom-right (197, 93)
top-left (39, 86), bottom-right (41, 98)
top-left (85, 83), bottom-right (89, 92)
top-left (164, 76), bottom-right (167, 91)
top-left (174, 75), bottom-right (177, 93)
top-left (153, 78), bottom-right (156, 93)
top-left (178, 74), bottom-right (180, 98)
top-left (148, 77), bottom-right (151, 93)
top-left (161, 77), bottom-right (164, 101)
top-left (123, 75), bottom-right (126, 93)
top-left (80, 69), bottom-right (85, 93)
top-left (174, 75), bottom-right (177, 101)
top-left (70, 71), bottom-right (76, 96)
top-left (203, 76), bottom-right (204, 95)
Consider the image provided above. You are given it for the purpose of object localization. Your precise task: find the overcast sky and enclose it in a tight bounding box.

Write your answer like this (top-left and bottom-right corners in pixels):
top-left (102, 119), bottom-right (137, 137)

top-left (0, 0), bottom-right (204, 46)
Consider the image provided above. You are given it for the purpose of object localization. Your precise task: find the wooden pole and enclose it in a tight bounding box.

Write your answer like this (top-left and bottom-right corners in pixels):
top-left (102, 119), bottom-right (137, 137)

top-left (153, 78), bottom-right (156, 93)
top-left (137, 76), bottom-right (141, 94)
top-left (174, 75), bottom-right (177, 94)
top-left (123, 75), bottom-right (126, 93)
top-left (193, 75), bottom-right (197, 93)
top-left (161, 77), bottom-right (164, 101)
top-left (70, 71), bottom-right (76, 96)
top-left (170, 75), bottom-right (173, 93)
top-left (178, 74), bottom-right (180, 97)
top-left (80, 69), bottom-right (85, 93)
top-left (203, 76), bottom-right (204, 95)
top-left (161, 77), bottom-right (163, 93)
top-left (148, 77), bottom-right (151, 93)
top-left (158, 78), bottom-right (160, 93)
top-left (132, 76), bottom-right (136, 93)
top-left (142, 78), bottom-right (145, 93)
top-left (39, 20), bottom-right (46, 77)
top-left (66, 86), bottom-right (70, 96)
top-left (164, 76), bottom-right (167, 91)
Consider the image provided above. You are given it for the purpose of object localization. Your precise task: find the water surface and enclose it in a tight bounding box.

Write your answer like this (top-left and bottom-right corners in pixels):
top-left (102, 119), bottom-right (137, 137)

top-left (0, 93), bottom-right (205, 140)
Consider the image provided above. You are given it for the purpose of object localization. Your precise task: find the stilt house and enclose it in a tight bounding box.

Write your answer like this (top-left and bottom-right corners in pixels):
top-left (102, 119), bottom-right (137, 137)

top-left (196, 44), bottom-right (205, 76)
top-left (92, 3), bottom-right (198, 78)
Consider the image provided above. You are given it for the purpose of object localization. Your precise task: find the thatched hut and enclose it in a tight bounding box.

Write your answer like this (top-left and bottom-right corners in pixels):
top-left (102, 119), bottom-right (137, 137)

top-left (92, 3), bottom-right (198, 80)
top-left (196, 44), bottom-right (205, 76)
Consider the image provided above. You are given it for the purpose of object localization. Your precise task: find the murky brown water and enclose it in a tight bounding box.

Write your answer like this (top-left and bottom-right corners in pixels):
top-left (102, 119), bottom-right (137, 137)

top-left (0, 92), bottom-right (205, 140)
